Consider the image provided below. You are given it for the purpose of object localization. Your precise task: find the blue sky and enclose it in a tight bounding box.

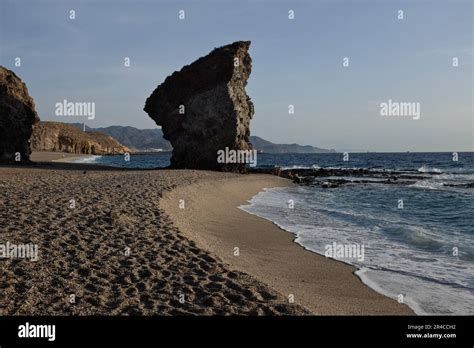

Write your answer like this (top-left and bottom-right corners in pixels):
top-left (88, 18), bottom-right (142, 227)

top-left (1, 0), bottom-right (472, 151)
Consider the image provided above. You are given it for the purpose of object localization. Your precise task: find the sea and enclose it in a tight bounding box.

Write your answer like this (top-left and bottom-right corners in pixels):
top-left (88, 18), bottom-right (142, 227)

top-left (81, 152), bottom-right (474, 315)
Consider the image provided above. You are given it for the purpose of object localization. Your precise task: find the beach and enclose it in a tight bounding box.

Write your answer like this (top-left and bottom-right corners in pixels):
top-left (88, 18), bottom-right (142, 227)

top-left (30, 151), bottom-right (97, 163)
top-left (0, 152), bottom-right (413, 315)
top-left (161, 175), bottom-right (413, 315)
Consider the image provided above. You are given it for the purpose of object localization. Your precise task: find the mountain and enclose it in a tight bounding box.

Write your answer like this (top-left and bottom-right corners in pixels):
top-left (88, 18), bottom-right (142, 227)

top-left (249, 136), bottom-right (336, 154)
top-left (70, 124), bottom-right (171, 152)
top-left (68, 124), bottom-right (335, 154)
top-left (31, 122), bottom-right (130, 155)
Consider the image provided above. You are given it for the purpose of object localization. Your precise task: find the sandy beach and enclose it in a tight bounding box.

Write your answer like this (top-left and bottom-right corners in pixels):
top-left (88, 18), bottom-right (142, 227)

top-left (30, 151), bottom-right (96, 163)
top-left (0, 157), bottom-right (305, 315)
top-left (161, 175), bottom-right (413, 315)
top-left (0, 152), bottom-right (413, 315)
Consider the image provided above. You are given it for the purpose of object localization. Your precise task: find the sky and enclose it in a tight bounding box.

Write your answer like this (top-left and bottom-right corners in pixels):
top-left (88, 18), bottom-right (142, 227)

top-left (0, 0), bottom-right (472, 152)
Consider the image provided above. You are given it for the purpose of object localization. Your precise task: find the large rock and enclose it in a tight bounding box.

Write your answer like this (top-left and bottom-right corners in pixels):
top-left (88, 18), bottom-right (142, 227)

top-left (31, 121), bottom-right (131, 155)
top-left (0, 66), bottom-right (40, 163)
top-left (144, 41), bottom-right (254, 172)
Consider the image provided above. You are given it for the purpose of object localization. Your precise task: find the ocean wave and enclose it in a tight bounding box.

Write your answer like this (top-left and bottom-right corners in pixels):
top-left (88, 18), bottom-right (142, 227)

top-left (410, 179), bottom-right (474, 192)
top-left (280, 164), bottom-right (320, 170)
top-left (417, 165), bottom-right (443, 173)
top-left (239, 185), bottom-right (474, 314)
top-left (356, 268), bottom-right (474, 315)
top-left (436, 173), bottom-right (474, 181)
top-left (409, 180), bottom-right (444, 190)
top-left (380, 225), bottom-right (445, 251)
top-left (72, 155), bottom-right (102, 163)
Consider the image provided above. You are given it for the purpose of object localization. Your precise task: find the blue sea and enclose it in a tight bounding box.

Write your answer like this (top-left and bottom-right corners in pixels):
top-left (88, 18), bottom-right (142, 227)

top-left (82, 152), bottom-right (474, 315)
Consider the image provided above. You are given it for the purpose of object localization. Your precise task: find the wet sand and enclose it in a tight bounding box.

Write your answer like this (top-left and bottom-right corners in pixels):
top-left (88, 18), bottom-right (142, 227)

top-left (30, 151), bottom-right (93, 163)
top-left (161, 175), bottom-right (414, 315)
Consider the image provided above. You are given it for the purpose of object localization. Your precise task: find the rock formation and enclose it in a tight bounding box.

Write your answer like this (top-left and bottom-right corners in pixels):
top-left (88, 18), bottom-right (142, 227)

top-left (144, 41), bottom-right (254, 172)
top-left (31, 121), bottom-right (130, 155)
top-left (0, 66), bottom-right (40, 163)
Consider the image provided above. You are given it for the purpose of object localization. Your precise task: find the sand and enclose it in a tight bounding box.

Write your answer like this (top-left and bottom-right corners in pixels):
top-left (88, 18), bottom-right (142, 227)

top-left (160, 174), bottom-right (414, 315)
top-left (30, 151), bottom-right (93, 163)
top-left (0, 162), bottom-right (306, 315)
top-left (0, 154), bottom-right (413, 315)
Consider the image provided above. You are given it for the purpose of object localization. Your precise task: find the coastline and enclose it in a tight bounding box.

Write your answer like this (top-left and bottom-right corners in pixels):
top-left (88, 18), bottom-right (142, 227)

top-left (30, 151), bottom-right (97, 163)
top-left (0, 165), bottom-right (306, 315)
top-left (160, 174), bottom-right (414, 315)
top-left (0, 159), bottom-right (413, 315)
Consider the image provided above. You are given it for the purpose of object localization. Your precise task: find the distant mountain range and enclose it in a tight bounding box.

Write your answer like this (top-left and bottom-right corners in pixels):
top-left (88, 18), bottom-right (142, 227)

top-left (71, 124), bottom-right (172, 152)
top-left (249, 136), bottom-right (335, 154)
top-left (70, 124), bottom-right (336, 154)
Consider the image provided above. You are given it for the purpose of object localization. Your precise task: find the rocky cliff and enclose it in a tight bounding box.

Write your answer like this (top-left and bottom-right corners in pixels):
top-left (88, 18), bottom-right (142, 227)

top-left (0, 66), bottom-right (40, 163)
top-left (144, 41), bottom-right (254, 172)
top-left (31, 121), bottom-right (130, 155)
top-left (69, 124), bottom-right (173, 152)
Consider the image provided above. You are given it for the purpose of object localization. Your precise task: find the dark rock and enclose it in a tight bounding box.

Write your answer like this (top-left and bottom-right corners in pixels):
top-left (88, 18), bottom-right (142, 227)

top-left (444, 182), bottom-right (474, 188)
top-left (0, 66), bottom-right (40, 163)
top-left (144, 41), bottom-right (254, 172)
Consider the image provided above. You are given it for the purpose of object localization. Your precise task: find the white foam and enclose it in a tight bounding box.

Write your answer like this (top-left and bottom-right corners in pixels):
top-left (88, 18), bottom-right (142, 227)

top-left (417, 165), bottom-right (443, 173)
top-left (72, 155), bottom-right (102, 163)
top-left (436, 173), bottom-right (474, 181)
top-left (409, 180), bottom-right (444, 190)
top-left (280, 164), bottom-right (320, 170)
top-left (239, 186), bottom-right (474, 315)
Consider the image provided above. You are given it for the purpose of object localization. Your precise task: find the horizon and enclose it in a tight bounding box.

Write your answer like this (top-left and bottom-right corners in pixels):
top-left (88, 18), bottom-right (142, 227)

top-left (45, 120), bottom-right (474, 153)
top-left (1, 0), bottom-right (473, 152)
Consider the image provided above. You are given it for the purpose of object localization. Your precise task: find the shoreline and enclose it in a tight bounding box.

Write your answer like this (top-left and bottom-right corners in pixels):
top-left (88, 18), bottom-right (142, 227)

top-left (30, 151), bottom-right (97, 163)
top-left (0, 161), bottom-right (414, 315)
top-left (160, 174), bottom-right (414, 315)
top-left (0, 165), bottom-right (307, 315)
top-left (242, 204), bottom-right (426, 315)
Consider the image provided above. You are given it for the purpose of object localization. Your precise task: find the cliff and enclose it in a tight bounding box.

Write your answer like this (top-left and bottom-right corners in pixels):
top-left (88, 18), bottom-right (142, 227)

top-left (69, 124), bottom-right (172, 152)
top-left (31, 121), bottom-right (130, 155)
top-left (0, 66), bottom-right (40, 163)
top-left (144, 41), bottom-right (254, 172)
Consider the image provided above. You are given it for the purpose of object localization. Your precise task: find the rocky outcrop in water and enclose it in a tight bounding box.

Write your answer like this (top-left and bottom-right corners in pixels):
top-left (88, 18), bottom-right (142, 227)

top-left (251, 167), bottom-right (432, 187)
top-left (31, 121), bottom-right (130, 155)
top-left (144, 41), bottom-right (254, 172)
top-left (0, 66), bottom-right (40, 163)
